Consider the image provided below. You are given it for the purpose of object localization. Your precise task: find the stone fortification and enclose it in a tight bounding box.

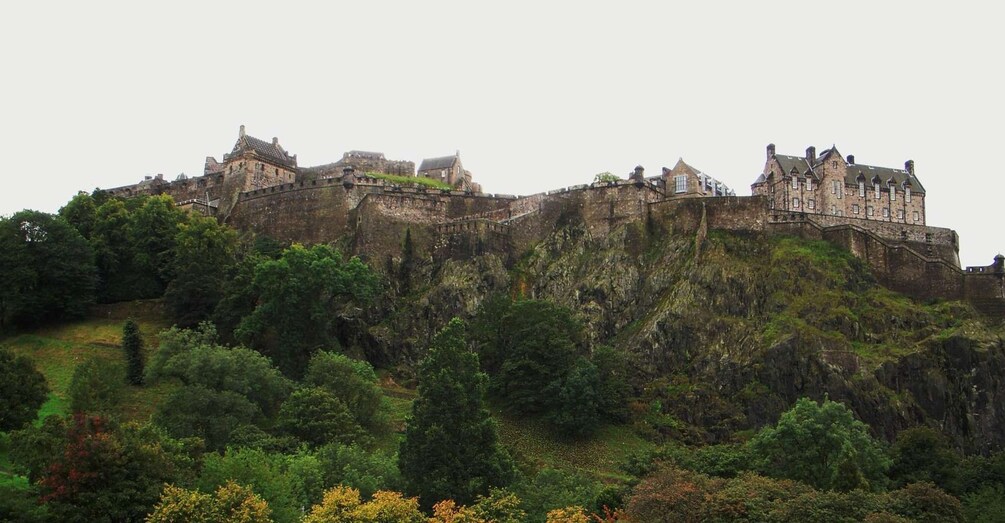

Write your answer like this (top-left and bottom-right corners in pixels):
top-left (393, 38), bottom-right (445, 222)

top-left (94, 129), bottom-right (1004, 316)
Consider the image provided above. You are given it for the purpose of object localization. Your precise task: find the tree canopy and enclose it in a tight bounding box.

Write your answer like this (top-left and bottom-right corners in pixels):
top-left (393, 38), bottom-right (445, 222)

top-left (0, 348), bottom-right (49, 430)
top-left (399, 318), bottom-right (515, 508)
top-left (0, 210), bottom-right (96, 329)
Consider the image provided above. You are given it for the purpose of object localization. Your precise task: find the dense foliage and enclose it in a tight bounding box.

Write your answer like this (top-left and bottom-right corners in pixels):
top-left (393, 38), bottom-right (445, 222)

top-left (0, 348), bottom-right (48, 430)
top-left (399, 319), bottom-right (515, 508)
top-left (0, 210), bottom-right (96, 329)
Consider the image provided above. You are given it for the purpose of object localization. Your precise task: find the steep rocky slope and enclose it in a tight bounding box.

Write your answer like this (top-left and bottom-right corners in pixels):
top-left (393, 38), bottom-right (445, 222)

top-left (366, 212), bottom-right (1005, 452)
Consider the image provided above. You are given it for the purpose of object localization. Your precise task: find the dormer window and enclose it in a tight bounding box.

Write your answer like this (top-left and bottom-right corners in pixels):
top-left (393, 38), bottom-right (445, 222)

top-left (792, 177), bottom-right (799, 190)
top-left (805, 178), bottom-right (812, 191)
top-left (858, 180), bottom-right (865, 197)
top-left (890, 184), bottom-right (896, 201)
top-left (874, 183), bottom-right (880, 199)
top-left (905, 187), bottom-right (912, 203)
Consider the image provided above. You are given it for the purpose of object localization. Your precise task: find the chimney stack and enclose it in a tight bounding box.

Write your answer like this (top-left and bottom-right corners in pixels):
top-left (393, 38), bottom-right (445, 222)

top-left (239, 124), bottom-right (246, 137)
top-left (272, 137), bottom-right (279, 146)
top-left (847, 154), bottom-right (855, 164)
top-left (806, 146), bottom-right (816, 162)
top-left (766, 143), bottom-right (775, 159)
top-left (905, 160), bottom-right (915, 175)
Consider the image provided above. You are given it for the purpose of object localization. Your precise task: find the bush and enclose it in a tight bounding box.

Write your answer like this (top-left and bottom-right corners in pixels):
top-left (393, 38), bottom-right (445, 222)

top-left (67, 357), bottom-right (125, 413)
top-left (0, 348), bottom-right (48, 430)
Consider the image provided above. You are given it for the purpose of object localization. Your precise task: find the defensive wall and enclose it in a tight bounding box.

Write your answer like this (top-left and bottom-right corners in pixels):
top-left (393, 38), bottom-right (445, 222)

top-left (103, 167), bottom-right (1003, 316)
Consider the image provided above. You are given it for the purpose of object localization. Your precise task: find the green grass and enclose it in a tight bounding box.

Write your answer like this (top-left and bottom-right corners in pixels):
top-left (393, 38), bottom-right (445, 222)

top-left (496, 411), bottom-right (654, 482)
top-left (0, 305), bottom-right (172, 423)
top-left (365, 172), bottom-right (453, 190)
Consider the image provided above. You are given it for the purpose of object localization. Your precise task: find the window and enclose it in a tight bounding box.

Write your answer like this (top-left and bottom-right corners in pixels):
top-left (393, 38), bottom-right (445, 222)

top-left (905, 187), bottom-right (912, 203)
top-left (913, 211), bottom-right (920, 222)
top-left (867, 206), bottom-right (875, 216)
top-left (832, 161), bottom-right (838, 168)
top-left (805, 178), bottom-right (813, 191)
top-left (890, 187), bottom-right (896, 201)
top-left (858, 181), bottom-right (865, 197)
top-left (897, 209), bottom-right (905, 219)
top-left (792, 197), bottom-right (800, 209)
top-left (674, 175), bottom-right (687, 193)
top-left (808, 199), bottom-right (815, 210)
top-left (852, 204), bottom-right (860, 214)
top-left (792, 177), bottom-right (799, 190)
top-left (874, 183), bottom-right (881, 199)
top-left (883, 208), bottom-right (890, 218)
top-left (830, 204), bottom-right (837, 215)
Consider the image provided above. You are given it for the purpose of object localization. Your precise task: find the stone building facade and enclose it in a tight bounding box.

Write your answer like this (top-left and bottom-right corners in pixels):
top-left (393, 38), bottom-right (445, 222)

top-left (417, 152), bottom-right (480, 192)
top-left (661, 158), bottom-right (735, 198)
top-left (205, 125), bottom-right (298, 192)
top-left (751, 144), bottom-right (926, 225)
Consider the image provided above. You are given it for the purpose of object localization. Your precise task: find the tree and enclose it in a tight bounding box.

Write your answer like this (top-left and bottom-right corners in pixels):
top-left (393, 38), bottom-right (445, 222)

top-left (153, 384), bottom-right (261, 452)
top-left (399, 319), bottom-right (515, 508)
top-left (276, 387), bottom-right (367, 447)
top-left (302, 486), bottom-right (424, 523)
top-left (197, 448), bottom-right (322, 523)
top-left (748, 397), bottom-right (890, 491)
top-left (0, 348), bottom-right (48, 430)
top-left (548, 358), bottom-right (602, 438)
top-left (473, 299), bottom-right (586, 415)
top-left (0, 210), bottom-right (96, 329)
top-left (38, 415), bottom-right (194, 522)
top-left (164, 214), bottom-right (238, 327)
top-left (147, 481), bottom-right (272, 523)
top-left (122, 319), bottom-right (144, 385)
top-left (304, 351), bottom-right (389, 434)
top-left (147, 324), bottom-right (291, 417)
top-left (67, 357), bottom-right (125, 414)
top-left (317, 443), bottom-right (403, 499)
top-left (889, 426), bottom-right (962, 493)
top-left (235, 244), bottom-right (379, 377)
top-left (8, 415), bottom-right (68, 483)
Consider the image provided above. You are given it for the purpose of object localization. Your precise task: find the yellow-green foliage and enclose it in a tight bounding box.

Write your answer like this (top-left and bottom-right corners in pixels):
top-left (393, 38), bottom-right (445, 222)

top-left (146, 481), bottom-right (271, 523)
top-left (302, 486), bottom-right (424, 523)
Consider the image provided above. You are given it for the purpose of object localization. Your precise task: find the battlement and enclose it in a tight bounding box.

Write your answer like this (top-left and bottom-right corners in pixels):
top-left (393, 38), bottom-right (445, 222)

top-left (83, 128), bottom-right (1005, 317)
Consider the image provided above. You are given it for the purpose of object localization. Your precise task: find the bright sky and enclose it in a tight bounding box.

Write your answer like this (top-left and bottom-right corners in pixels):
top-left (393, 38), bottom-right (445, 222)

top-left (2, 1), bottom-right (1002, 266)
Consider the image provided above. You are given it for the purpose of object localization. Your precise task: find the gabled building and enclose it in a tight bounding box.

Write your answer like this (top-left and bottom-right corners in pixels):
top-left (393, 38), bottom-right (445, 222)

top-left (418, 151), bottom-right (478, 191)
top-left (751, 144), bottom-right (926, 224)
top-left (204, 125), bottom-right (298, 191)
top-left (662, 158), bottom-right (735, 198)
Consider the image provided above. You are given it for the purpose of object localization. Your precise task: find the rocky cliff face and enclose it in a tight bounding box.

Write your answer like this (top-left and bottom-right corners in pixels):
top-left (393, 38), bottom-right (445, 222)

top-left (362, 207), bottom-right (1004, 452)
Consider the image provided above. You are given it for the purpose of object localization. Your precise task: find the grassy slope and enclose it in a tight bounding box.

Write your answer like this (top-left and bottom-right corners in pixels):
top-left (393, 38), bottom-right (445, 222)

top-left (3, 302), bottom-right (646, 487)
top-left (0, 302), bottom-right (175, 487)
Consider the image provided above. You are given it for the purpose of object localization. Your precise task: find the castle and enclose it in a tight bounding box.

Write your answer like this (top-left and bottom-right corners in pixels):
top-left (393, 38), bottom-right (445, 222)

top-left (102, 127), bottom-right (1005, 316)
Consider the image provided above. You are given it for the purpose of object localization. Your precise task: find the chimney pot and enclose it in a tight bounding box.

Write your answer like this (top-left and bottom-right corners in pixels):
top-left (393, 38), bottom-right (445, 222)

top-left (806, 146), bottom-right (816, 162)
top-left (272, 137), bottom-right (278, 146)
top-left (239, 124), bottom-right (246, 137)
top-left (847, 154), bottom-right (855, 164)
top-left (767, 143), bottom-right (776, 159)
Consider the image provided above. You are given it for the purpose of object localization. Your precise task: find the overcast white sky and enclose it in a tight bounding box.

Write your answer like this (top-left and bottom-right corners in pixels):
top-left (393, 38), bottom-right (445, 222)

top-left (1, 1), bottom-right (1002, 266)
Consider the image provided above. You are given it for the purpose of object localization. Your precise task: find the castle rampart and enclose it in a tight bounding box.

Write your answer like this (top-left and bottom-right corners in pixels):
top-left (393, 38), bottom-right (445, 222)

top-left (88, 128), bottom-right (1005, 318)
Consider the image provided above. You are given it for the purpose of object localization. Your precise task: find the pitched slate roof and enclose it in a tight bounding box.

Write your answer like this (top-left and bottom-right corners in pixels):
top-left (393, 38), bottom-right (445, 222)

top-left (230, 135), bottom-right (297, 168)
top-left (846, 164), bottom-right (925, 194)
top-left (418, 155), bottom-right (457, 172)
top-left (775, 154), bottom-right (815, 176)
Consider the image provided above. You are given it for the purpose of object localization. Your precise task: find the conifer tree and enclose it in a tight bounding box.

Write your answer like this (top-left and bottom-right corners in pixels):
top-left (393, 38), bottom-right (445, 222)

top-left (122, 319), bottom-right (144, 385)
top-left (398, 318), bottom-right (514, 508)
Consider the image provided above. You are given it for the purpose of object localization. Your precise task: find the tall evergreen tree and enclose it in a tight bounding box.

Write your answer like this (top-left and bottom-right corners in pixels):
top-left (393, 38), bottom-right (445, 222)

top-left (398, 319), bottom-right (514, 508)
top-left (122, 319), bottom-right (144, 385)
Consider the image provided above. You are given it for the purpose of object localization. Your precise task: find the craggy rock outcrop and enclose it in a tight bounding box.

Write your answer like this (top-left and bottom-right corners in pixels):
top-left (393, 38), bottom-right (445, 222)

top-left (359, 204), bottom-right (1005, 452)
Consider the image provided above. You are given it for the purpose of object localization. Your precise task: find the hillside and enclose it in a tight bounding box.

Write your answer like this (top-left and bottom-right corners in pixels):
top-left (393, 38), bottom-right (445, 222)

top-left (378, 213), bottom-right (1005, 452)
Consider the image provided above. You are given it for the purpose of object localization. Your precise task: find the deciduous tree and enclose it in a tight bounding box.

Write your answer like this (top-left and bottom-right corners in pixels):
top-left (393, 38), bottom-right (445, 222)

top-left (0, 348), bottom-right (48, 430)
